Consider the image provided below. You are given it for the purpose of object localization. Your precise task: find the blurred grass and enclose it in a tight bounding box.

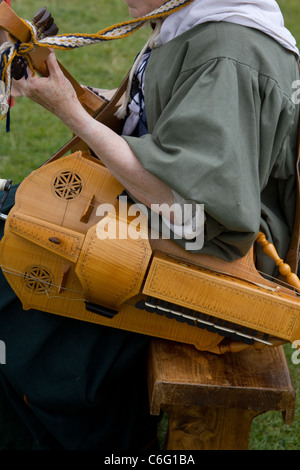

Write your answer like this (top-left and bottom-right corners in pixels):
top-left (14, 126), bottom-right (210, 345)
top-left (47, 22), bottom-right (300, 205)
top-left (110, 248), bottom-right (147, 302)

top-left (0, 0), bottom-right (149, 181)
top-left (1, 0), bottom-right (300, 450)
top-left (250, 344), bottom-right (300, 450)
top-left (250, 0), bottom-right (300, 450)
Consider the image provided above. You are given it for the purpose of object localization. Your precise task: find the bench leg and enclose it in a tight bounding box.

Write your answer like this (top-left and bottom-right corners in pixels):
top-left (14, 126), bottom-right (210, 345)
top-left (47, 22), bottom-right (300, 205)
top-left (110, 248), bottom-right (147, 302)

top-left (163, 405), bottom-right (261, 450)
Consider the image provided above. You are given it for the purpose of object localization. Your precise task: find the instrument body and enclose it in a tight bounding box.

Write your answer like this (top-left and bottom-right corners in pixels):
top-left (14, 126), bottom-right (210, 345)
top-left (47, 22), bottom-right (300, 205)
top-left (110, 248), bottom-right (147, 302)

top-left (0, 150), bottom-right (220, 352)
top-left (0, 2), bottom-right (300, 354)
top-left (1, 149), bottom-right (300, 354)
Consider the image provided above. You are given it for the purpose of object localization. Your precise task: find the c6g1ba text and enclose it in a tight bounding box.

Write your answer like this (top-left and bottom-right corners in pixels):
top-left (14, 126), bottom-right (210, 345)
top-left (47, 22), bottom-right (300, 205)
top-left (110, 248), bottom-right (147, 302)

top-left (148, 454), bottom-right (195, 465)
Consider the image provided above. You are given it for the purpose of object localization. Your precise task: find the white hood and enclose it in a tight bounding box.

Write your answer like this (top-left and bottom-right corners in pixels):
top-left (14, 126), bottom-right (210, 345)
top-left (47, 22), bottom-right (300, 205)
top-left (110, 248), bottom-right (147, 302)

top-left (155, 0), bottom-right (299, 55)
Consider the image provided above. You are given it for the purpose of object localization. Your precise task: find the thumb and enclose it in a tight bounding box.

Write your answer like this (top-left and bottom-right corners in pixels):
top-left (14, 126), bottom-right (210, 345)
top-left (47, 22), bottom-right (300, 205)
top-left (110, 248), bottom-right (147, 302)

top-left (45, 50), bottom-right (63, 78)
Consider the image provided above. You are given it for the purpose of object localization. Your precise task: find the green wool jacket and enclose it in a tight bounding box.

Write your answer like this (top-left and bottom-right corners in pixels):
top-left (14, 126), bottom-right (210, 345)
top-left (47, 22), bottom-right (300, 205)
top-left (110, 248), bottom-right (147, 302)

top-left (123, 21), bottom-right (300, 275)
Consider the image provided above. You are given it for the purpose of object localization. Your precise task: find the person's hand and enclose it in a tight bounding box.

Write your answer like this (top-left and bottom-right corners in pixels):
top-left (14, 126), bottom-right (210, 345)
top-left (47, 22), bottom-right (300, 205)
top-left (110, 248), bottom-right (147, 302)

top-left (11, 79), bottom-right (26, 98)
top-left (19, 50), bottom-right (81, 120)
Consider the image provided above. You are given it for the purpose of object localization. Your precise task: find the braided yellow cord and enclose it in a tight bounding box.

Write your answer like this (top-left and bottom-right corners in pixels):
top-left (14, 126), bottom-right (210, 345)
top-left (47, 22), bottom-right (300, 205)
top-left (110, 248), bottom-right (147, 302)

top-left (37, 0), bottom-right (195, 50)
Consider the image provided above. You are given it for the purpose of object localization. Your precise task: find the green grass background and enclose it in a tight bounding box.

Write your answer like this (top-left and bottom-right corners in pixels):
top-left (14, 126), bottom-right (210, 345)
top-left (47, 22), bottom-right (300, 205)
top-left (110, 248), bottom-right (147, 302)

top-left (0, 0), bottom-right (150, 180)
top-left (1, 0), bottom-right (300, 450)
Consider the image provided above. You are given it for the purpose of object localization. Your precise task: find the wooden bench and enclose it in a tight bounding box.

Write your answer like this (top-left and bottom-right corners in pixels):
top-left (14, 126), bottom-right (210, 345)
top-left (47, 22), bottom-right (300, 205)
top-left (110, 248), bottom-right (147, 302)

top-left (147, 339), bottom-right (296, 450)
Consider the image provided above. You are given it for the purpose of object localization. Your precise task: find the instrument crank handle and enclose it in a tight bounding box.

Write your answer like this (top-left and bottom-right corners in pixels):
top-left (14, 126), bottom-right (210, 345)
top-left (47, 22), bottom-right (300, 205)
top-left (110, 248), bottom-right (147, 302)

top-left (0, 178), bottom-right (12, 220)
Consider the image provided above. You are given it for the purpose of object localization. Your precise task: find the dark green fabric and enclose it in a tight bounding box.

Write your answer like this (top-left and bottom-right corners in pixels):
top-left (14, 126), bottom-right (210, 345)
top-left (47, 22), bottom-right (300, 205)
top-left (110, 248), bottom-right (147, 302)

top-left (0, 379), bottom-right (34, 450)
top-left (124, 22), bottom-right (300, 273)
top-left (0, 188), bottom-right (158, 450)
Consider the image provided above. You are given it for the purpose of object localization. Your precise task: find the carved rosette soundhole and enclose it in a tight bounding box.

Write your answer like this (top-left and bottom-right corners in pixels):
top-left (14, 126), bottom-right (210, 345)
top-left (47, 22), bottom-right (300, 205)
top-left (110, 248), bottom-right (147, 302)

top-left (23, 266), bottom-right (53, 293)
top-left (52, 171), bottom-right (83, 200)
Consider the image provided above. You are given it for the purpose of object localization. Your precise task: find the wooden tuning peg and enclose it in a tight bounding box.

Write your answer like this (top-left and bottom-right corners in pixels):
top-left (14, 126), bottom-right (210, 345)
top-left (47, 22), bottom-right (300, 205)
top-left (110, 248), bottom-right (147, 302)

top-left (35, 10), bottom-right (52, 36)
top-left (35, 10), bottom-right (59, 39)
top-left (42, 21), bottom-right (59, 38)
top-left (36, 10), bottom-right (51, 27)
top-left (33, 6), bottom-right (47, 25)
top-left (11, 57), bottom-right (26, 80)
top-left (11, 7), bottom-right (59, 80)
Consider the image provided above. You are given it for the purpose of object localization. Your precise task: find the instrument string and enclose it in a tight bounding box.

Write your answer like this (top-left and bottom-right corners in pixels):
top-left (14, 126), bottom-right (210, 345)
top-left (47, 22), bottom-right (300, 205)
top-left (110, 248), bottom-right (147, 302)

top-left (0, 245), bottom-right (298, 303)
top-left (0, 263), bottom-right (280, 348)
top-left (163, 253), bottom-right (299, 295)
top-left (0, 264), bottom-right (87, 301)
top-left (0, 262), bottom-right (288, 347)
top-left (2, 164), bottom-right (299, 299)
top-left (3, 167), bottom-right (300, 297)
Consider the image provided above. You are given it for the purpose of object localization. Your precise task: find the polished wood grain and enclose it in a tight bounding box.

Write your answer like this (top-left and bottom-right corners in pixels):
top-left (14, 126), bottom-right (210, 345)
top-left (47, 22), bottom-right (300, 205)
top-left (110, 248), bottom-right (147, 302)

top-left (1, 150), bottom-right (300, 353)
top-left (1, 2), bottom-right (299, 354)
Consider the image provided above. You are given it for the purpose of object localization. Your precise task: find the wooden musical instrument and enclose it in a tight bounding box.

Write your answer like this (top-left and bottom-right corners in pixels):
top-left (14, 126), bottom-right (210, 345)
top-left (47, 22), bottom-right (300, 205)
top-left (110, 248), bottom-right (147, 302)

top-left (1, 148), bottom-right (300, 354)
top-left (0, 3), bottom-right (300, 355)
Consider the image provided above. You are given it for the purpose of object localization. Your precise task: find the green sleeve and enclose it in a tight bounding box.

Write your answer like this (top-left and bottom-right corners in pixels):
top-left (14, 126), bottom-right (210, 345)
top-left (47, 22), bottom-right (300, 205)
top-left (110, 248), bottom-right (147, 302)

top-left (123, 57), bottom-right (296, 262)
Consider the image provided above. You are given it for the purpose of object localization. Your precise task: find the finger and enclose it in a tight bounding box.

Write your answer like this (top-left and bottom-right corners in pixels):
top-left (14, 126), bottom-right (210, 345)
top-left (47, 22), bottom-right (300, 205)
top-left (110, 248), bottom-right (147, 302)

top-left (45, 50), bottom-right (63, 78)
